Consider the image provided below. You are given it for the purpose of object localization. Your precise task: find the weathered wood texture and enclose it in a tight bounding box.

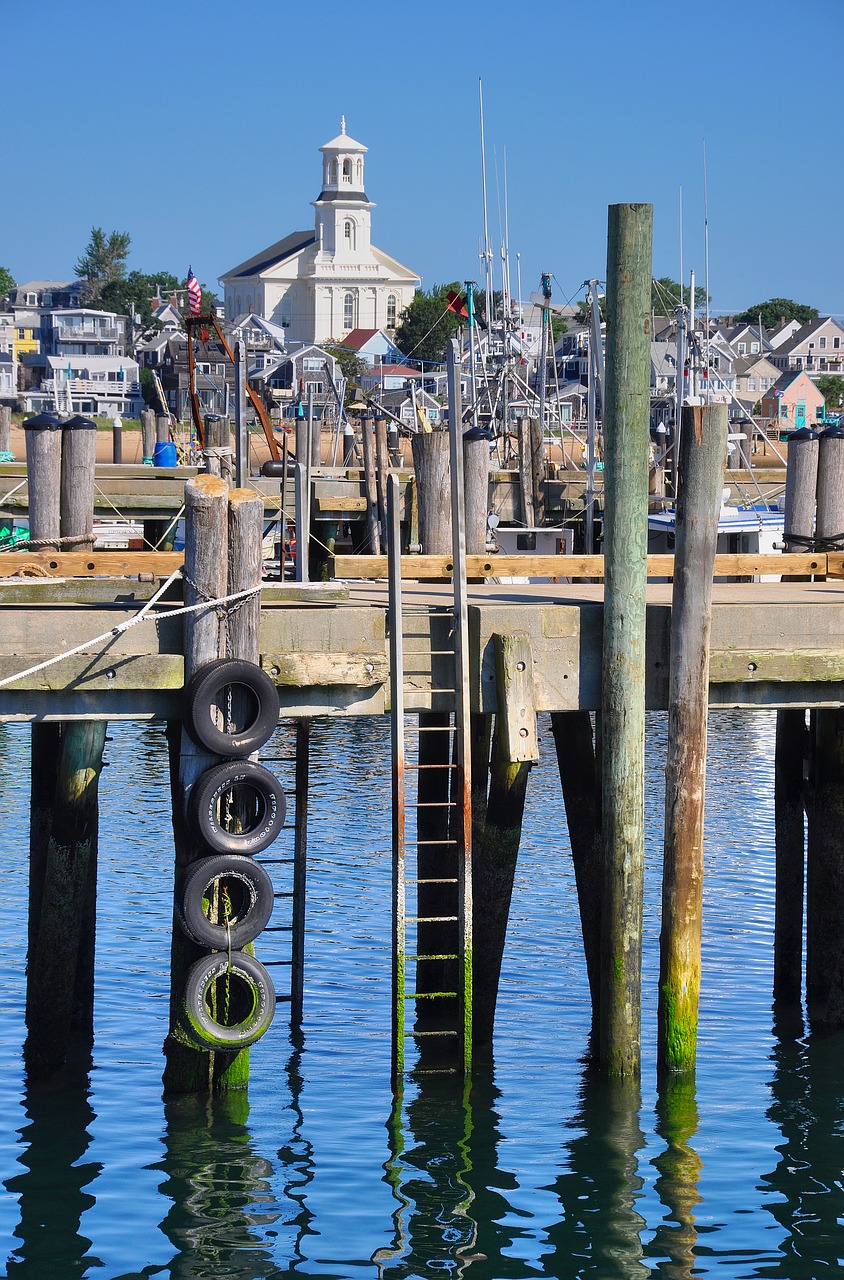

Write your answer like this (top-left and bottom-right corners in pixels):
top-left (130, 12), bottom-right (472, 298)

top-left (599, 201), bottom-right (653, 1077)
top-left (0, 405), bottom-right (12, 454)
top-left (551, 710), bottom-right (602, 1016)
top-left (360, 415), bottom-right (381, 554)
top-left (463, 437), bottom-right (490, 556)
top-left (24, 720), bottom-right (106, 1072)
top-left (60, 421), bottom-right (97, 549)
top-left (492, 632), bottom-right (538, 762)
top-left (24, 420), bottom-right (62, 548)
top-left (816, 432), bottom-right (844, 550)
top-left (529, 417), bottom-right (545, 526)
top-left (658, 403), bottom-right (728, 1075)
top-left (140, 409), bottom-right (156, 461)
top-left (411, 432), bottom-right (451, 555)
top-left (783, 433), bottom-right (818, 555)
top-left (332, 552), bottom-right (827, 580)
top-left (806, 707), bottom-right (844, 1025)
top-left (518, 418), bottom-right (534, 527)
top-left (774, 708), bottom-right (806, 1004)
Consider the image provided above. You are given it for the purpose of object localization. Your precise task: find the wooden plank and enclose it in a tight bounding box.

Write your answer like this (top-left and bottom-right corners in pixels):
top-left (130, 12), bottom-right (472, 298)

top-left (314, 495), bottom-right (367, 512)
top-left (0, 550), bottom-right (184, 576)
top-left (492, 632), bottom-right (539, 762)
top-left (332, 552), bottom-right (825, 580)
top-left (261, 651), bottom-right (387, 687)
top-left (0, 653), bottom-right (184, 691)
top-left (709, 648), bottom-right (844, 683)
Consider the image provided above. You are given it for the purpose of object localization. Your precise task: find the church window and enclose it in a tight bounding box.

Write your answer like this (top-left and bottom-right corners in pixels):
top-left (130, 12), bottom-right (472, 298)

top-left (356, 158), bottom-right (363, 183)
top-left (330, 159), bottom-right (338, 184)
top-left (342, 158), bottom-right (352, 182)
top-left (344, 220), bottom-right (356, 249)
top-left (386, 294), bottom-right (398, 327)
top-left (344, 292), bottom-right (356, 330)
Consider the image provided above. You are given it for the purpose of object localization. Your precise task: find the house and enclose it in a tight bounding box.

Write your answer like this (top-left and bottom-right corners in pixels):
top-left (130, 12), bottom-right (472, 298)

top-left (0, 352), bottom-right (16, 403)
top-left (249, 343), bottom-right (338, 422)
top-left (767, 319), bottom-right (802, 350)
top-left (156, 333), bottom-right (234, 420)
top-left (359, 363), bottom-right (423, 393)
top-left (229, 313), bottom-right (288, 375)
top-left (732, 354), bottom-right (780, 410)
top-left (718, 322), bottom-right (771, 358)
top-left (759, 370), bottom-right (825, 431)
top-left (220, 119), bottom-right (420, 345)
top-left (373, 386), bottom-right (442, 429)
top-left (24, 354), bottom-right (141, 418)
top-left (336, 328), bottom-right (404, 366)
top-left (768, 318), bottom-right (844, 379)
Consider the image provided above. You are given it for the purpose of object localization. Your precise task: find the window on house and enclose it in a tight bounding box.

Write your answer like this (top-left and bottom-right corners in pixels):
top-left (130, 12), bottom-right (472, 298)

top-left (748, 377), bottom-right (756, 391)
top-left (305, 379), bottom-right (324, 395)
top-left (738, 342), bottom-right (746, 354)
top-left (820, 337), bottom-right (827, 349)
top-left (387, 295), bottom-right (397, 327)
top-left (751, 342), bottom-right (759, 353)
top-left (820, 358), bottom-right (827, 369)
top-left (809, 341), bottom-right (815, 349)
top-left (216, 364), bottom-right (226, 376)
top-left (303, 357), bottom-right (323, 371)
top-left (26, 293), bottom-right (36, 305)
top-left (17, 329), bottom-right (25, 340)
top-left (835, 337), bottom-right (841, 350)
top-left (344, 293), bottom-right (355, 329)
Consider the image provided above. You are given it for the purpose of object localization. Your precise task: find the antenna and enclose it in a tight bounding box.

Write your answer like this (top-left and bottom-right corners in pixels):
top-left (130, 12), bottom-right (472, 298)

top-left (478, 78), bottom-right (494, 314)
top-left (703, 140), bottom-right (711, 402)
top-left (678, 186), bottom-right (683, 314)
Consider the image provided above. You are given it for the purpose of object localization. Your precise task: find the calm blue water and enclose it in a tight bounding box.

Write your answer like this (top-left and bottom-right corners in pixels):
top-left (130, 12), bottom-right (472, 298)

top-left (1, 711), bottom-right (842, 1278)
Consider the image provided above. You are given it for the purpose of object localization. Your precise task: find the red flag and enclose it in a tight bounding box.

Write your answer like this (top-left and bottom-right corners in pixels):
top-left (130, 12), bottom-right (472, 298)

top-left (186, 267), bottom-right (202, 316)
top-left (446, 289), bottom-right (469, 318)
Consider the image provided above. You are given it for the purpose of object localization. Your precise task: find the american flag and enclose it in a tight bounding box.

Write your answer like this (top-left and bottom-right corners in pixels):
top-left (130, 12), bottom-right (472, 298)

top-left (186, 267), bottom-right (202, 316)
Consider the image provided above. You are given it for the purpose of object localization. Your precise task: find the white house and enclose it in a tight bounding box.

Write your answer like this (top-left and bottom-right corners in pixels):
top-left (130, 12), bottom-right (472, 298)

top-left (220, 119), bottom-right (420, 345)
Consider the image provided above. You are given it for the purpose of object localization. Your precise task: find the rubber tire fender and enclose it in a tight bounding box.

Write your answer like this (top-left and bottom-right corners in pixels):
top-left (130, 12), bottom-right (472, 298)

top-left (184, 658), bottom-right (279, 757)
top-left (189, 759), bottom-right (286, 855)
top-left (180, 950), bottom-right (276, 1050)
top-left (178, 853), bottom-right (274, 950)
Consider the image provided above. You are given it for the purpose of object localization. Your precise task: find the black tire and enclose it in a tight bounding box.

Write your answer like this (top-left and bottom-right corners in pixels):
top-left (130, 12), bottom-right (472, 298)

top-left (189, 760), bottom-right (286, 855)
top-left (180, 950), bottom-right (276, 1050)
top-left (179, 854), bottom-right (274, 949)
top-left (184, 658), bottom-right (279, 757)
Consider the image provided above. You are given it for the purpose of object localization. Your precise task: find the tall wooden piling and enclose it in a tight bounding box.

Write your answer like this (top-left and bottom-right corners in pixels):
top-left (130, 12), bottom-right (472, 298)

top-left (23, 414), bottom-right (62, 551)
top-left (374, 411), bottom-right (390, 545)
top-left (529, 417), bottom-right (545, 526)
top-left (203, 414), bottom-right (232, 483)
top-left (164, 474), bottom-right (230, 1095)
top-left (774, 709), bottom-right (806, 1005)
top-left (518, 418), bottom-right (534, 527)
top-left (0, 404), bottom-right (12, 457)
top-left (411, 432), bottom-right (452, 554)
top-left (140, 408), bottom-right (156, 463)
top-left (658, 402), bottom-right (728, 1075)
top-left (112, 415), bottom-right (123, 464)
top-left (783, 427), bottom-right (819, 557)
top-left (463, 436), bottom-right (490, 555)
top-left (360, 413), bottom-right (381, 554)
top-left (599, 202), bottom-right (653, 1077)
top-left (60, 417), bottom-right (97, 550)
top-left (156, 414), bottom-right (170, 445)
top-left (806, 707), bottom-right (844, 1024)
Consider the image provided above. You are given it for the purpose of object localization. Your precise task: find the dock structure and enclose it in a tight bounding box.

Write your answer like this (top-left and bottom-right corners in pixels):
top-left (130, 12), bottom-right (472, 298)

top-left (6, 204), bottom-right (844, 1094)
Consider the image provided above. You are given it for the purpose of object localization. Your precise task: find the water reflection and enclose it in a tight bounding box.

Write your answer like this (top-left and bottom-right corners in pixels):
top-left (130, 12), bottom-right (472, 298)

top-left (647, 1076), bottom-right (702, 1279)
top-left (5, 1054), bottom-right (103, 1278)
top-left (759, 1028), bottom-right (844, 1277)
top-left (374, 1070), bottom-right (536, 1278)
top-left (545, 1067), bottom-right (648, 1278)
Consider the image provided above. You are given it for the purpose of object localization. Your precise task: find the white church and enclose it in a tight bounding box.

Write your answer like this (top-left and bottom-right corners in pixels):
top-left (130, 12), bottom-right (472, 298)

top-left (221, 120), bottom-right (420, 345)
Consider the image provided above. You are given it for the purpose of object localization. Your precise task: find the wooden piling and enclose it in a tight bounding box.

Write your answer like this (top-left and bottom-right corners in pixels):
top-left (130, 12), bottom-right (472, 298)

top-left (24, 721), bottom-right (107, 1072)
top-left (774, 709), bottom-right (806, 1005)
top-left (518, 417), bottom-right (534, 527)
top-left (783, 428), bottom-right (819, 557)
top-left (463, 437), bottom-right (490, 556)
top-left (551, 710), bottom-right (602, 1015)
top-left (599, 201), bottom-right (653, 1077)
top-left (472, 633), bottom-right (536, 1047)
top-left (529, 417), bottom-right (545, 526)
top-left (112, 415), bottom-right (123, 464)
top-left (23, 416), bottom-right (62, 551)
top-left (816, 427), bottom-right (844, 552)
top-left (140, 408), bottom-right (156, 463)
top-left (203, 414), bottom-right (232, 484)
top-left (156, 414), bottom-right (170, 444)
top-left (806, 706), bottom-right (844, 1025)
top-left (411, 432), bottom-right (451, 555)
top-left (375, 411), bottom-right (390, 546)
top-left (658, 402), bottom-right (728, 1076)
top-left (60, 417), bottom-right (96, 550)
top-left (0, 404), bottom-right (12, 456)
top-left (163, 474), bottom-right (230, 1095)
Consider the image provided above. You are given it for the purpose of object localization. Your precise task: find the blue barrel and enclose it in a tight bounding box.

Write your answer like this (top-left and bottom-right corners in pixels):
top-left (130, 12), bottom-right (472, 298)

top-left (153, 441), bottom-right (178, 467)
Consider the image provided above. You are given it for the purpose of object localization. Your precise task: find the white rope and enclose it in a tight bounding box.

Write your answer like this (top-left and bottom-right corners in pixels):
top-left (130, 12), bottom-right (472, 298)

top-left (0, 574), bottom-right (262, 691)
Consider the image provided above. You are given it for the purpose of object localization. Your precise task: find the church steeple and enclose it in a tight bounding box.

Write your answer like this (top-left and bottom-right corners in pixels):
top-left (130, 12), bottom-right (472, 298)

top-left (313, 118), bottom-right (375, 262)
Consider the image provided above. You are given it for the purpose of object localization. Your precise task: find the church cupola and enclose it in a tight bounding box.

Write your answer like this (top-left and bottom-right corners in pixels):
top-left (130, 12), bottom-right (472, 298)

top-left (313, 116), bottom-right (376, 263)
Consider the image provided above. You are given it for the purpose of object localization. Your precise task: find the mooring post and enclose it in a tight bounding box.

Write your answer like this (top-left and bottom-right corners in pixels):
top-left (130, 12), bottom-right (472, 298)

top-left (0, 404), bottom-right (13, 457)
top-left (599, 202), bottom-right (653, 1077)
top-left (156, 414), bottom-right (170, 445)
top-left (411, 430), bottom-right (452, 554)
top-left (203, 413), bottom-right (231, 484)
top-left (60, 415), bottom-right (96, 550)
top-left (112, 414), bottom-right (123, 464)
top-left (518, 417), bottom-right (535, 527)
top-left (360, 412), bottom-right (381, 555)
top-left (472, 633), bottom-right (536, 1047)
top-left (140, 408), bottom-right (156, 464)
top-left (783, 426), bottom-right (819, 559)
top-left (463, 435), bottom-right (490, 556)
top-left (164, 474), bottom-right (229, 1095)
top-left (551, 710), bottom-right (602, 1017)
top-left (774, 709), bottom-right (807, 1005)
top-left (806, 707), bottom-right (844, 1025)
top-left (529, 416), bottom-right (545, 526)
top-left (23, 413), bottom-right (62, 551)
top-left (658, 402), bottom-right (728, 1076)
top-left (24, 721), bottom-right (107, 1073)
top-left (374, 410), bottom-right (390, 546)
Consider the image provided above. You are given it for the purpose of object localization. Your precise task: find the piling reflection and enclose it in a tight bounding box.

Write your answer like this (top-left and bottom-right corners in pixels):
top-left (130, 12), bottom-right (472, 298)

top-left (646, 1075), bottom-right (702, 1278)
top-left (5, 1055), bottom-right (102, 1277)
top-left (759, 1026), bottom-right (844, 1277)
top-left (374, 1069), bottom-right (536, 1278)
top-left (545, 1067), bottom-right (649, 1278)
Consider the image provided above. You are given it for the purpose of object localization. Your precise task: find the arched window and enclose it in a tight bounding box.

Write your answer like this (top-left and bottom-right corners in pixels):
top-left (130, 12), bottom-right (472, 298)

top-left (344, 220), bottom-right (355, 250)
top-left (342, 158), bottom-right (352, 182)
top-left (330, 159), bottom-right (338, 184)
top-left (344, 292), bottom-right (356, 330)
top-left (356, 158), bottom-right (363, 184)
top-left (386, 294), bottom-right (397, 328)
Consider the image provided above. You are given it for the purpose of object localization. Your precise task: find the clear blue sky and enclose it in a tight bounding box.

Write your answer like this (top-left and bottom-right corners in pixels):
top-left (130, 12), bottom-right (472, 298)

top-left (5, 0), bottom-right (843, 316)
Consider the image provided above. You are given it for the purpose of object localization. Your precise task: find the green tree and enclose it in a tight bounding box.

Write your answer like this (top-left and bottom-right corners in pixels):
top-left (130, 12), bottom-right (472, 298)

top-left (734, 298), bottom-right (819, 329)
top-left (0, 267), bottom-right (15, 303)
top-left (817, 374), bottom-right (844, 410)
top-left (75, 227), bottom-right (132, 302)
top-left (100, 270), bottom-right (180, 326)
top-left (394, 283), bottom-right (463, 364)
top-left (651, 276), bottom-right (710, 313)
top-left (551, 317), bottom-right (568, 343)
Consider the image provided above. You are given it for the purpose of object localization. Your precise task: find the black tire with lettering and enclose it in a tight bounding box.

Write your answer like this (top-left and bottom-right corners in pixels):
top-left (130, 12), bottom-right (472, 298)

top-left (180, 950), bottom-right (276, 1050)
top-left (189, 760), bottom-right (286, 855)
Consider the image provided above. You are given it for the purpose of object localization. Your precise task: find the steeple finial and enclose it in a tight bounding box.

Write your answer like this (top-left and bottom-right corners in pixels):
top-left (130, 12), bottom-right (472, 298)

top-left (340, 114), bottom-right (346, 134)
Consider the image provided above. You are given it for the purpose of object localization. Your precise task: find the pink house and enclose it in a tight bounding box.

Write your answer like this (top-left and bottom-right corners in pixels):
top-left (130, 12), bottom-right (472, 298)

top-left (760, 369), bottom-right (825, 432)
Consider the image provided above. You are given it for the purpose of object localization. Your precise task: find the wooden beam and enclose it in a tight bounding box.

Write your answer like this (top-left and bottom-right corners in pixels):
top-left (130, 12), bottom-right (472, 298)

top-left (0, 551), bottom-right (184, 577)
top-left (492, 632), bottom-right (539, 762)
top-left (331, 552), bottom-right (825, 580)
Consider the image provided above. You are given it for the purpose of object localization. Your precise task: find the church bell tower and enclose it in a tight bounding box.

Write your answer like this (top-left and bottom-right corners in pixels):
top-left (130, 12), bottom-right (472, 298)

top-left (313, 116), bottom-right (376, 263)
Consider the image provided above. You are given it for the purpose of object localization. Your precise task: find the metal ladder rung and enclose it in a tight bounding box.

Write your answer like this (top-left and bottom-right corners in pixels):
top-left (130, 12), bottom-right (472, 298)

top-left (417, 839), bottom-right (457, 846)
top-left (258, 856), bottom-right (295, 865)
top-left (408, 915), bottom-right (458, 923)
top-left (405, 991), bottom-right (458, 1000)
top-left (272, 891), bottom-right (294, 898)
top-left (262, 958), bottom-right (292, 966)
top-left (407, 877), bottom-right (458, 885)
top-left (404, 763), bottom-right (455, 771)
top-left (274, 992), bottom-right (292, 1002)
top-left (415, 953), bottom-right (459, 961)
top-left (411, 1029), bottom-right (459, 1038)
top-left (413, 1067), bottom-right (461, 1075)
top-left (263, 924), bottom-right (293, 933)
top-left (411, 801), bottom-right (456, 809)
top-left (408, 725), bottom-right (455, 733)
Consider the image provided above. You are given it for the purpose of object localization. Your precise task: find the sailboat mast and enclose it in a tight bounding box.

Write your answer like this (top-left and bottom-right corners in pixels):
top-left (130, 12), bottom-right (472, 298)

top-left (478, 78), bottom-right (494, 315)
